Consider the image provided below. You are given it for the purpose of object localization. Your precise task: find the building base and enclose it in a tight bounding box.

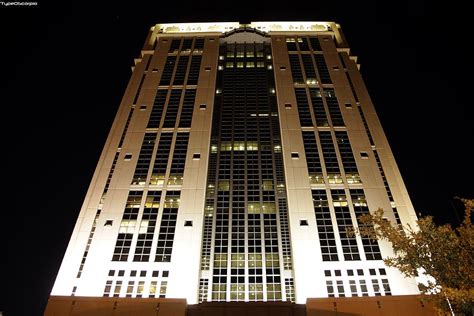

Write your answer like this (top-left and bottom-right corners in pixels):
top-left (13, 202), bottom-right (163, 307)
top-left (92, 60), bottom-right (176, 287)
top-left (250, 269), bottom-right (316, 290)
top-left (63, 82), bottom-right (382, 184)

top-left (44, 295), bottom-right (436, 315)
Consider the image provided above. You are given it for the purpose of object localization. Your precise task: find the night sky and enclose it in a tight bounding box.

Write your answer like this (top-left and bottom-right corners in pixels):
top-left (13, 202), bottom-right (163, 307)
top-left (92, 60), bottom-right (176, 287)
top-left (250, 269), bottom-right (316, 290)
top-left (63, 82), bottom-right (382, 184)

top-left (1, 1), bottom-right (472, 315)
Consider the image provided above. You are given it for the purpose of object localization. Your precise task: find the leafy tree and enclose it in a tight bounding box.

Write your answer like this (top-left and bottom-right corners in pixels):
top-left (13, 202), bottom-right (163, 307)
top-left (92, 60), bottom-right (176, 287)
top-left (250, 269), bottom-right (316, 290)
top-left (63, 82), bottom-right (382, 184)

top-left (352, 198), bottom-right (474, 315)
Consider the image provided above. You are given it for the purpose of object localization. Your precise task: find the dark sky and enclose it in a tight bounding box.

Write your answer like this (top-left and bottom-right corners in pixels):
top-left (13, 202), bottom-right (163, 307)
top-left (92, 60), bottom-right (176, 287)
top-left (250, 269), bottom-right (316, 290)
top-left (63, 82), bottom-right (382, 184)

top-left (1, 1), bottom-right (472, 315)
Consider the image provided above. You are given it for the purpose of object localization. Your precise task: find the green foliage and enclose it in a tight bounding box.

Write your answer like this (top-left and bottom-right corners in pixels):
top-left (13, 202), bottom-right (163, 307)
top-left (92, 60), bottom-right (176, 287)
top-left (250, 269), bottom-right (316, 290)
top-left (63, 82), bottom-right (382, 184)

top-left (353, 199), bottom-right (474, 315)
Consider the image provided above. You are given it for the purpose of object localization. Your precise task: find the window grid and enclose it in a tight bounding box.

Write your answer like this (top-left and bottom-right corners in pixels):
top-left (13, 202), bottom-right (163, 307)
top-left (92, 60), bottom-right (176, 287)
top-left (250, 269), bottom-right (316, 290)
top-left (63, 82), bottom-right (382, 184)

top-left (312, 190), bottom-right (339, 261)
top-left (314, 54), bottom-right (332, 84)
top-left (309, 88), bottom-right (329, 127)
top-left (172, 55), bottom-right (190, 85)
top-left (168, 133), bottom-right (190, 185)
top-left (301, 54), bottom-right (317, 83)
top-left (324, 89), bottom-right (345, 127)
top-left (133, 191), bottom-right (161, 261)
top-left (150, 133), bottom-right (173, 185)
top-left (163, 89), bottom-right (183, 128)
top-left (205, 43), bottom-right (290, 302)
top-left (319, 131), bottom-right (342, 183)
top-left (331, 190), bottom-right (360, 261)
top-left (178, 89), bottom-right (196, 128)
top-left (294, 88), bottom-right (313, 127)
top-left (187, 55), bottom-right (202, 85)
top-left (147, 90), bottom-right (167, 128)
top-left (159, 55), bottom-right (177, 86)
top-left (309, 37), bottom-right (322, 51)
top-left (303, 131), bottom-right (324, 184)
top-left (335, 131), bottom-right (360, 183)
top-left (155, 191), bottom-right (180, 262)
top-left (350, 189), bottom-right (382, 260)
top-left (199, 278), bottom-right (209, 303)
top-left (131, 133), bottom-right (157, 185)
top-left (288, 54), bottom-right (304, 84)
top-left (112, 191), bottom-right (143, 261)
top-left (285, 278), bottom-right (295, 302)
top-left (168, 39), bottom-right (181, 53)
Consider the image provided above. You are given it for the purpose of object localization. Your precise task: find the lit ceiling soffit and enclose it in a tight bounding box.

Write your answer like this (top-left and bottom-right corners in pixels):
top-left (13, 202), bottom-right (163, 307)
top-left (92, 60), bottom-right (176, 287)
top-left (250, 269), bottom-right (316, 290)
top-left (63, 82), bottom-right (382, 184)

top-left (155, 22), bottom-right (331, 34)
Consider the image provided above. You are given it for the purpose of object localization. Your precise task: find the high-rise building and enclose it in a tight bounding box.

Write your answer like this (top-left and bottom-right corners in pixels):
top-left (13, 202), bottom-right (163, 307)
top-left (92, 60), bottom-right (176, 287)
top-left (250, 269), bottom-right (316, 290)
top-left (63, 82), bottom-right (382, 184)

top-left (48, 21), bottom-right (422, 310)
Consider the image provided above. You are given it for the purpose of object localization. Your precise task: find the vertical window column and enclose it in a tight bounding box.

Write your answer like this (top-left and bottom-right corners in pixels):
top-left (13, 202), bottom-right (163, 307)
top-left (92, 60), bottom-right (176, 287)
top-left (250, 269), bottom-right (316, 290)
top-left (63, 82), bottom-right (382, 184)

top-left (147, 90), bottom-right (167, 128)
top-left (149, 133), bottom-right (173, 185)
top-left (319, 131), bottom-right (342, 184)
top-left (294, 88), bottom-right (313, 127)
top-left (302, 131), bottom-right (324, 184)
top-left (131, 133), bottom-right (157, 185)
top-left (331, 190), bottom-right (360, 261)
top-left (324, 89), bottom-right (345, 127)
top-left (133, 191), bottom-right (161, 262)
top-left (309, 88), bottom-right (329, 127)
top-left (312, 190), bottom-right (339, 261)
top-left (155, 191), bottom-right (180, 262)
top-left (167, 133), bottom-right (190, 186)
top-left (350, 189), bottom-right (382, 260)
top-left (335, 131), bottom-right (361, 184)
top-left (163, 89), bottom-right (182, 128)
top-left (112, 191), bottom-right (143, 261)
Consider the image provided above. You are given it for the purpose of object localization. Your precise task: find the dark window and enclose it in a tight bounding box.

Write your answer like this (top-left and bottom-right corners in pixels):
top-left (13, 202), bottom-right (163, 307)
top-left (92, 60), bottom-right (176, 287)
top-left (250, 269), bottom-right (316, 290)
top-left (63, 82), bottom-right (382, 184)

top-left (312, 190), bottom-right (339, 261)
top-left (124, 154), bottom-right (133, 161)
top-left (324, 89), bottom-right (345, 126)
top-left (184, 220), bottom-right (193, 227)
top-left (294, 88), bottom-right (313, 127)
top-left (289, 54), bottom-right (304, 84)
top-left (168, 39), bottom-right (181, 53)
top-left (173, 56), bottom-right (189, 85)
top-left (131, 133), bottom-right (156, 185)
top-left (159, 56), bottom-right (176, 86)
top-left (300, 219), bottom-right (308, 226)
top-left (147, 90), bottom-right (167, 128)
top-left (187, 55), bottom-right (202, 85)
top-left (309, 37), bottom-right (322, 51)
top-left (163, 89), bottom-right (182, 128)
top-left (314, 54), bottom-right (332, 84)
top-left (309, 88), bottom-right (329, 127)
top-left (301, 54), bottom-right (317, 83)
top-left (179, 89), bottom-right (196, 128)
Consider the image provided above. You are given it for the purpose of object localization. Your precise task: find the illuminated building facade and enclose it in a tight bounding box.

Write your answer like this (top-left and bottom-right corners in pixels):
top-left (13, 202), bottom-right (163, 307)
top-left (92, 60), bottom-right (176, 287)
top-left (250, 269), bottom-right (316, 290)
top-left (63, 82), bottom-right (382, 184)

top-left (49, 22), bottom-right (421, 307)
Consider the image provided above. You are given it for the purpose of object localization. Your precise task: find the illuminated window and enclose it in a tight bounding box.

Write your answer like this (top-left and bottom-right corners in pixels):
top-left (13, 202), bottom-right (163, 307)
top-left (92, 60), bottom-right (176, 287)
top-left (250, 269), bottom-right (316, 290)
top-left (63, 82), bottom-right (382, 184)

top-left (256, 61), bottom-right (265, 68)
top-left (236, 62), bottom-right (244, 68)
top-left (246, 61), bottom-right (255, 68)
top-left (112, 191), bottom-right (142, 261)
